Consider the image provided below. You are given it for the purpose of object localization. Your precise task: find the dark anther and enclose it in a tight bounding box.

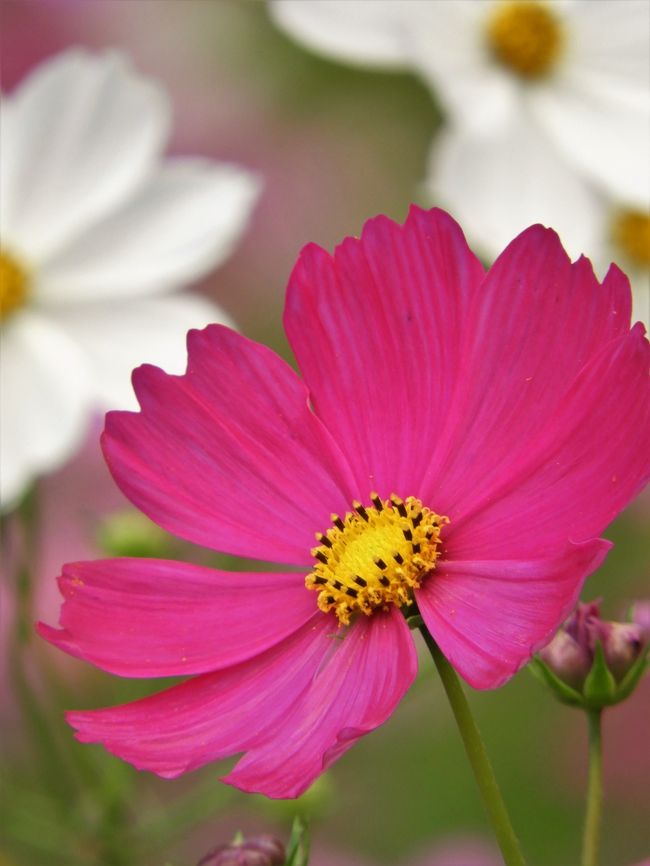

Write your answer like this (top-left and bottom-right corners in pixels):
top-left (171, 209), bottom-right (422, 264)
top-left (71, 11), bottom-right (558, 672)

top-left (333, 515), bottom-right (345, 530)
top-left (374, 557), bottom-right (387, 570)
top-left (379, 576), bottom-right (390, 587)
top-left (425, 527), bottom-right (434, 538)
top-left (313, 576), bottom-right (327, 585)
top-left (325, 595), bottom-right (335, 604)
top-left (315, 550), bottom-right (329, 564)
top-left (354, 501), bottom-right (369, 521)
top-left (412, 512), bottom-right (423, 527)
top-left (412, 542), bottom-right (421, 553)
top-left (333, 580), bottom-right (343, 590)
top-left (346, 588), bottom-right (359, 598)
top-left (317, 532), bottom-right (333, 548)
top-left (371, 494), bottom-right (383, 511)
top-left (403, 528), bottom-right (413, 541)
top-left (392, 498), bottom-right (407, 517)
top-left (354, 575), bottom-right (367, 587)
top-left (394, 552), bottom-right (404, 564)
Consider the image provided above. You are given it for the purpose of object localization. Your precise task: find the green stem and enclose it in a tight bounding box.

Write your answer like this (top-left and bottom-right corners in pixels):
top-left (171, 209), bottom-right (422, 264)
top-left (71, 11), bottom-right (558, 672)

top-left (581, 710), bottom-right (603, 866)
top-left (420, 627), bottom-right (528, 866)
top-left (8, 488), bottom-right (77, 807)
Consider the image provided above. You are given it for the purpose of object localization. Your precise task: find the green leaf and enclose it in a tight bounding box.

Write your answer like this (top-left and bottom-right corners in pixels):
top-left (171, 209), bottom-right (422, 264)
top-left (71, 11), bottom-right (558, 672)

top-left (614, 652), bottom-right (649, 704)
top-left (285, 815), bottom-right (310, 866)
top-left (529, 657), bottom-right (585, 707)
top-left (583, 642), bottom-right (617, 708)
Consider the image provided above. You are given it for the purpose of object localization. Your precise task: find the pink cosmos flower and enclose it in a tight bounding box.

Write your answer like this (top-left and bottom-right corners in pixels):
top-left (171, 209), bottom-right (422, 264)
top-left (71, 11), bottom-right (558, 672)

top-left (40, 207), bottom-right (650, 798)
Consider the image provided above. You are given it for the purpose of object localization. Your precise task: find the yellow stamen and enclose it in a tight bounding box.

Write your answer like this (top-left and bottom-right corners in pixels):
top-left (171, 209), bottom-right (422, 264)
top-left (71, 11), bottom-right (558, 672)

top-left (486, 1), bottom-right (564, 79)
top-left (611, 209), bottom-right (650, 269)
top-left (0, 249), bottom-right (30, 322)
top-left (306, 494), bottom-right (448, 626)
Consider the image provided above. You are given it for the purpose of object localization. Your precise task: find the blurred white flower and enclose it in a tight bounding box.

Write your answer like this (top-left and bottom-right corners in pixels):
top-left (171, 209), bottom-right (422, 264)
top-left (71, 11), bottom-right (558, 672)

top-left (273, 0), bottom-right (649, 203)
top-left (0, 49), bottom-right (260, 509)
top-left (427, 115), bottom-right (650, 328)
top-left (605, 209), bottom-right (650, 328)
top-left (272, 0), bottom-right (649, 323)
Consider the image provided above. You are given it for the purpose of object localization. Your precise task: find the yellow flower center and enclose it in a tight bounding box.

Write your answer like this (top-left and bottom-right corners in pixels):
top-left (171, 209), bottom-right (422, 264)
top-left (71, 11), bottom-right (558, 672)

top-left (0, 249), bottom-right (30, 322)
top-left (486, 1), bottom-right (564, 78)
top-left (611, 209), bottom-right (650, 269)
top-left (306, 494), bottom-right (448, 626)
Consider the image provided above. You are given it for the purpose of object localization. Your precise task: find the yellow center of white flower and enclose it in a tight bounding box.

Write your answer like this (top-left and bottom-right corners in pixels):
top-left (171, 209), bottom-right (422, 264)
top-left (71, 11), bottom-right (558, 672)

top-left (486, 1), bottom-right (564, 78)
top-left (611, 209), bottom-right (650, 268)
top-left (306, 494), bottom-right (448, 626)
top-left (0, 249), bottom-right (30, 322)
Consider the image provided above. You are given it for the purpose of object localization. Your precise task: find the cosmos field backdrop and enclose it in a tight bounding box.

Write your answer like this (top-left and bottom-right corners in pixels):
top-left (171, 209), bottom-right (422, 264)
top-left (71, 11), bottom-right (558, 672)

top-left (1, 2), bottom-right (649, 865)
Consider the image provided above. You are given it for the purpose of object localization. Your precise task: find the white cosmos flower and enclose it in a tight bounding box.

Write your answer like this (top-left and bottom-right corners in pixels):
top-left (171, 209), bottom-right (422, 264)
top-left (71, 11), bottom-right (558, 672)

top-left (427, 114), bottom-right (650, 328)
top-left (0, 49), bottom-right (260, 509)
top-left (272, 0), bottom-right (649, 324)
top-left (272, 0), bottom-right (649, 205)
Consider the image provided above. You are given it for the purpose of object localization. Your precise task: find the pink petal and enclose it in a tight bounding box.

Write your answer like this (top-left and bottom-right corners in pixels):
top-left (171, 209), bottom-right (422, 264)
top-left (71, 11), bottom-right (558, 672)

top-left (417, 539), bottom-right (611, 689)
top-left (225, 607), bottom-right (417, 798)
top-left (38, 559), bottom-right (315, 677)
top-left (446, 324), bottom-right (649, 560)
top-left (102, 325), bottom-right (357, 565)
top-left (284, 206), bottom-right (485, 498)
top-left (66, 613), bottom-right (335, 778)
top-left (420, 227), bottom-right (634, 515)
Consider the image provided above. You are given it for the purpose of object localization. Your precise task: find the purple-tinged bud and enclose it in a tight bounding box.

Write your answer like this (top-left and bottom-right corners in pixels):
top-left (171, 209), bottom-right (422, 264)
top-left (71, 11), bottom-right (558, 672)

top-left (534, 599), bottom-right (649, 709)
top-left (538, 629), bottom-right (592, 690)
top-left (631, 599), bottom-right (650, 643)
top-left (603, 621), bottom-right (644, 681)
top-left (198, 835), bottom-right (285, 866)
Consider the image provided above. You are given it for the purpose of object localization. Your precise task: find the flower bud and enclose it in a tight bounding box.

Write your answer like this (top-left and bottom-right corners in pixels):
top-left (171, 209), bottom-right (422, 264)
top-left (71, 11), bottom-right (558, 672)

top-left (631, 599), bottom-right (650, 642)
top-left (538, 628), bottom-right (592, 690)
top-left (198, 835), bottom-right (286, 866)
top-left (533, 599), bottom-right (649, 709)
top-left (603, 621), bottom-right (644, 681)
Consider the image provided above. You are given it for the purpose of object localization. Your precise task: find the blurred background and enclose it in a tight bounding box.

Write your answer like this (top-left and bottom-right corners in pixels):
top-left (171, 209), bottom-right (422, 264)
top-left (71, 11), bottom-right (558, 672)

top-left (1, 2), bottom-right (648, 865)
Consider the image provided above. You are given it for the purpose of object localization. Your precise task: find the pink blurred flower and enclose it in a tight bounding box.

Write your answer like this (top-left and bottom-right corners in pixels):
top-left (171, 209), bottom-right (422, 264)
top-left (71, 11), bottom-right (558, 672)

top-left (41, 207), bottom-right (649, 798)
top-left (408, 836), bottom-right (500, 866)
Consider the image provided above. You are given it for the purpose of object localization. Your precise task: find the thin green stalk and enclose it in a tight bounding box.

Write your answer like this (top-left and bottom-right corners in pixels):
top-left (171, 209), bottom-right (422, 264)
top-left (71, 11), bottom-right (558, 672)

top-left (419, 627), bottom-right (528, 866)
top-left (9, 488), bottom-right (78, 807)
top-left (581, 710), bottom-right (603, 866)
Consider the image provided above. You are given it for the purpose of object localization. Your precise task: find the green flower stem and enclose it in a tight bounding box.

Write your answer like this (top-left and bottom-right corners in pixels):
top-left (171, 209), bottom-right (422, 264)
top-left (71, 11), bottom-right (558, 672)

top-left (420, 627), bottom-right (528, 866)
top-left (9, 488), bottom-right (77, 807)
top-left (581, 709), bottom-right (603, 866)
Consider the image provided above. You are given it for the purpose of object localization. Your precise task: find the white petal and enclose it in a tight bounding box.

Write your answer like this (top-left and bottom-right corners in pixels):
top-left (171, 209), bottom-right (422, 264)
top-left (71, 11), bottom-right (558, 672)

top-left (426, 110), bottom-right (603, 260)
top-left (271, 0), bottom-right (413, 67)
top-left (0, 310), bottom-right (91, 509)
top-left (36, 159), bottom-right (260, 302)
top-left (563, 0), bottom-right (650, 87)
top-left (526, 1), bottom-right (650, 206)
top-left (46, 294), bottom-right (234, 410)
top-left (631, 274), bottom-right (650, 329)
top-left (408, 0), bottom-right (519, 132)
top-left (2, 49), bottom-right (169, 261)
top-left (0, 97), bottom-right (17, 239)
top-left (530, 77), bottom-right (650, 208)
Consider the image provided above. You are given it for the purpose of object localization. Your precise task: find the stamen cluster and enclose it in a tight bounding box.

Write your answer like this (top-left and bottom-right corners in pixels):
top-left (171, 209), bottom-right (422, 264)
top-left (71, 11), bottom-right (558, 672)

top-left (486, 1), bottom-right (564, 79)
top-left (306, 494), bottom-right (448, 625)
top-left (611, 209), bottom-right (650, 268)
top-left (0, 250), bottom-right (29, 322)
